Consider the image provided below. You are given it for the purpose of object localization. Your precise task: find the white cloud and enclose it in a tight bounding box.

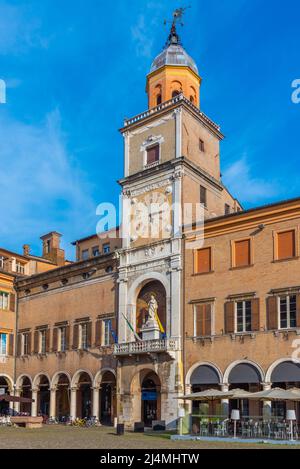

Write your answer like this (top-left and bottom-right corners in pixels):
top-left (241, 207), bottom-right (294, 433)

top-left (131, 14), bottom-right (154, 59)
top-left (0, 109), bottom-right (96, 258)
top-left (222, 155), bottom-right (279, 204)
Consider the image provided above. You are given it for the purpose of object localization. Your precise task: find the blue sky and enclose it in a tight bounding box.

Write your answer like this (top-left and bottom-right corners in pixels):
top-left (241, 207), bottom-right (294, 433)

top-left (0, 0), bottom-right (299, 259)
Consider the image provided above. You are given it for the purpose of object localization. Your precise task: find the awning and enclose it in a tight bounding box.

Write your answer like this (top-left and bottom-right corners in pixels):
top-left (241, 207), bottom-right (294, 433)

top-left (242, 387), bottom-right (300, 401)
top-left (0, 394), bottom-right (34, 403)
top-left (177, 388), bottom-right (251, 401)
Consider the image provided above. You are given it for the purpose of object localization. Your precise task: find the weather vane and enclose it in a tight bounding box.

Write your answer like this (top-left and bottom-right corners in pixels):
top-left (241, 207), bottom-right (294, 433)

top-left (164, 6), bottom-right (191, 46)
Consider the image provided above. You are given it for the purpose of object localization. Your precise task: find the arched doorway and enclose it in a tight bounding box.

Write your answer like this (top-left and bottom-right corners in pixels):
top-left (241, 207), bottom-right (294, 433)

top-left (270, 361), bottom-right (300, 421)
top-left (141, 372), bottom-right (161, 427)
top-left (0, 376), bottom-right (12, 415)
top-left (100, 371), bottom-right (116, 425)
top-left (56, 374), bottom-right (70, 421)
top-left (77, 372), bottom-right (92, 419)
top-left (36, 375), bottom-right (50, 417)
top-left (190, 364), bottom-right (221, 416)
top-left (228, 363), bottom-right (263, 418)
top-left (20, 377), bottom-right (32, 414)
top-left (136, 281), bottom-right (166, 338)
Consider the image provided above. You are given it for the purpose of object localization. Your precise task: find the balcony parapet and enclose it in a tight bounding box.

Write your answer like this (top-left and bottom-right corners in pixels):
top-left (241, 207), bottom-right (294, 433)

top-left (114, 338), bottom-right (179, 357)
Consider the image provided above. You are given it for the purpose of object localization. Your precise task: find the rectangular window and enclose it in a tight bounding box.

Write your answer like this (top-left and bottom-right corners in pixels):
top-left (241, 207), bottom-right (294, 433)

top-left (92, 246), bottom-right (100, 257)
top-left (234, 239), bottom-right (251, 267)
top-left (0, 333), bottom-right (7, 356)
top-left (39, 330), bottom-right (46, 354)
top-left (200, 185), bottom-right (207, 207)
top-left (235, 300), bottom-right (252, 333)
top-left (80, 323), bottom-right (88, 349)
top-left (102, 320), bottom-right (111, 346)
top-left (277, 230), bottom-right (296, 260)
top-left (58, 327), bottom-right (66, 352)
top-left (279, 295), bottom-right (297, 329)
top-left (225, 204), bottom-right (230, 215)
top-left (194, 304), bottom-right (212, 337)
top-left (81, 249), bottom-right (89, 261)
top-left (16, 262), bottom-right (25, 274)
top-left (0, 292), bottom-right (9, 310)
top-left (22, 333), bottom-right (29, 356)
top-left (146, 144), bottom-right (160, 165)
top-left (103, 243), bottom-right (110, 254)
top-left (195, 247), bottom-right (212, 274)
top-left (199, 139), bottom-right (205, 152)
top-left (0, 256), bottom-right (4, 269)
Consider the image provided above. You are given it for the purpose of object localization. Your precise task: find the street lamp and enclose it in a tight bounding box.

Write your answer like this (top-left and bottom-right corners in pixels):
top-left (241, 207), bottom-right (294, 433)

top-left (231, 409), bottom-right (240, 439)
top-left (286, 410), bottom-right (297, 441)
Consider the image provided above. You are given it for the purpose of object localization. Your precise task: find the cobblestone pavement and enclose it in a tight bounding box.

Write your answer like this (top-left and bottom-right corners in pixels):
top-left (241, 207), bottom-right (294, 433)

top-left (0, 425), bottom-right (297, 449)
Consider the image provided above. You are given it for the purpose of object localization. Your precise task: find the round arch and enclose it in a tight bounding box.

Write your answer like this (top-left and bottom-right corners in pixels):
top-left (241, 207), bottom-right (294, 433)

top-left (223, 360), bottom-right (265, 385)
top-left (93, 368), bottom-right (116, 388)
top-left (0, 374), bottom-right (14, 392)
top-left (71, 369), bottom-right (93, 388)
top-left (32, 373), bottom-right (51, 389)
top-left (266, 358), bottom-right (300, 383)
top-left (51, 371), bottom-right (71, 388)
top-left (16, 374), bottom-right (32, 389)
top-left (185, 362), bottom-right (223, 386)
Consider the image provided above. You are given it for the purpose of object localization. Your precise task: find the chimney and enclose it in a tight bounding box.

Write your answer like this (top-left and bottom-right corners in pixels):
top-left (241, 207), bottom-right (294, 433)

top-left (40, 232), bottom-right (65, 266)
top-left (23, 244), bottom-right (30, 256)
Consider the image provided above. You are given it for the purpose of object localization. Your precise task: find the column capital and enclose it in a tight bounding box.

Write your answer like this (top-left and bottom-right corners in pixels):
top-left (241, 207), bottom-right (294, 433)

top-left (70, 386), bottom-right (78, 392)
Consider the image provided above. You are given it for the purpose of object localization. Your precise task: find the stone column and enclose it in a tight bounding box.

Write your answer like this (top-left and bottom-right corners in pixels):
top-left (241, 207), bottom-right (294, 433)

top-left (262, 382), bottom-right (272, 419)
top-left (70, 387), bottom-right (77, 420)
top-left (14, 389), bottom-right (21, 414)
top-left (221, 384), bottom-right (229, 417)
top-left (31, 388), bottom-right (38, 417)
top-left (92, 387), bottom-right (100, 420)
top-left (50, 387), bottom-right (57, 419)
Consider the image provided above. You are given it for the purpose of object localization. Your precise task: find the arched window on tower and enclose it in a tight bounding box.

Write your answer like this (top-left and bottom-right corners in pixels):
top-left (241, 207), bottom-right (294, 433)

top-left (172, 90), bottom-right (180, 98)
top-left (156, 94), bottom-right (162, 105)
top-left (154, 84), bottom-right (162, 107)
top-left (171, 81), bottom-right (182, 99)
top-left (189, 86), bottom-right (197, 105)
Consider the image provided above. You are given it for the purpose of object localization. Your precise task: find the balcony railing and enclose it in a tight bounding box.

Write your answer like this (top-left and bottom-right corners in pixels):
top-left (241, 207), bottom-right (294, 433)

top-left (114, 338), bottom-right (179, 356)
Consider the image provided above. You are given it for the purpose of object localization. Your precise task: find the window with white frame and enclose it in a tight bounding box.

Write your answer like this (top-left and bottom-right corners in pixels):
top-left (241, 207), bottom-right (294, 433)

top-left (102, 320), bottom-right (111, 346)
top-left (0, 333), bottom-right (7, 356)
top-left (39, 329), bottom-right (47, 354)
top-left (279, 295), bottom-right (297, 329)
top-left (16, 262), bottom-right (25, 274)
top-left (103, 243), bottom-right (110, 254)
top-left (58, 327), bottom-right (66, 352)
top-left (235, 300), bottom-right (252, 333)
top-left (79, 323), bottom-right (88, 349)
top-left (0, 291), bottom-right (9, 310)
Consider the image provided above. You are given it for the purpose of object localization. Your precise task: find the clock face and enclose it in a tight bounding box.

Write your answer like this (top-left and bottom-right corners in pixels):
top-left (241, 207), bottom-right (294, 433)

top-left (130, 188), bottom-right (172, 243)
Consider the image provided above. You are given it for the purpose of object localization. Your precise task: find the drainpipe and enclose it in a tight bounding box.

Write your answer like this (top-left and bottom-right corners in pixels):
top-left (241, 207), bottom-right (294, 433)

top-left (13, 281), bottom-right (19, 413)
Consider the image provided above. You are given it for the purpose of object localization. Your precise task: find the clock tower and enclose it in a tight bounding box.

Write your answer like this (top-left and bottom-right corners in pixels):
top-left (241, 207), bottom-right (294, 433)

top-left (115, 14), bottom-right (241, 429)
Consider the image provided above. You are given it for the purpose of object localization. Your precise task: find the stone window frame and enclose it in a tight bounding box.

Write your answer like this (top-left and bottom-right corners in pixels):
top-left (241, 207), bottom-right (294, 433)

top-left (273, 227), bottom-right (299, 262)
top-left (231, 236), bottom-right (254, 269)
top-left (140, 135), bottom-right (164, 169)
top-left (193, 245), bottom-right (214, 275)
top-left (192, 299), bottom-right (215, 338)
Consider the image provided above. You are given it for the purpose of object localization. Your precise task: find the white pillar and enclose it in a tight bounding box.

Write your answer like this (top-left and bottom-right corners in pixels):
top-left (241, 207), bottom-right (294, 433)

top-left (70, 387), bottom-right (77, 420)
top-left (174, 108), bottom-right (182, 159)
top-left (221, 384), bottom-right (229, 416)
top-left (124, 131), bottom-right (130, 177)
top-left (92, 387), bottom-right (100, 419)
top-left (263, 382), bottom-right (272, 419)
top-left (14, 389), bottom-right (21, 414)
top-left (50, 387), bottom-right (57, 418)
top-left (31, 388), bottom-right (38, 417)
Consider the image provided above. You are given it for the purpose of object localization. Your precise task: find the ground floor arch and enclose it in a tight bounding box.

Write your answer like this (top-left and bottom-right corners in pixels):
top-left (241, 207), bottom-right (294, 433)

top-left (34, 374), bottom-right (50, 417)
top-left (0, 375), bottom-right (13, 415)
top-left (268, 360), bottom-right (300, 420)
top-left (188, 363), bottom-right (222, 416)
top-left (75, 372), bottom-right (93, 419)
top-left (100, 371), bottom-right (116, 425)
top-left (130, 369), bottom-right (161, 427)
top-left (19, 376), bottom-right (32, 414)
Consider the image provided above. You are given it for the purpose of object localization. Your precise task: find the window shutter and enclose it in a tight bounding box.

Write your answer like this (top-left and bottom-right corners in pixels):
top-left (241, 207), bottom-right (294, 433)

top-left (195, 305), bottom-right (204, 336)
top-left (196, 248), bottom-right (211, 274)
top-left (73, 324), bottom-right (79, 350)
top-left (278, 230), bottom-right (295, 260)
top-left (8, 334), bottom-right (14, 356)
top-left (10, 293), bottom-right (16, 312)
top-left (235, 240), bottom-right (251, 267)
top-left (27, 332), bottom-right (32, 355)
top-left (52, 328), bottom-right (58, 352)
top-left (110, 317), bottom-right (117, 344)
top-left (17, 334), bottom-right (22, 357)
top-left (224, 301), bottom-right (235, 334)
top-left (267, 296), bottom-right (278, 330)
top-left (95, 319), bottom-right (102, 347)
top-left (146, 145), bottom-right (159, 164)
top-left (251, 298), bottom-right (260, 331)
top-left (65, 326), bottom-right (70, 350)
top-left (46, 329), bottom-right (50, 353)
top-left (204, 304), bottom-right (212, 336)
top-left (34, 330), bottom-right (39, 354)
top-left (296, 294), bottom-right (300, 328)
top-left (87, 322), bottom-right (92, 348)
